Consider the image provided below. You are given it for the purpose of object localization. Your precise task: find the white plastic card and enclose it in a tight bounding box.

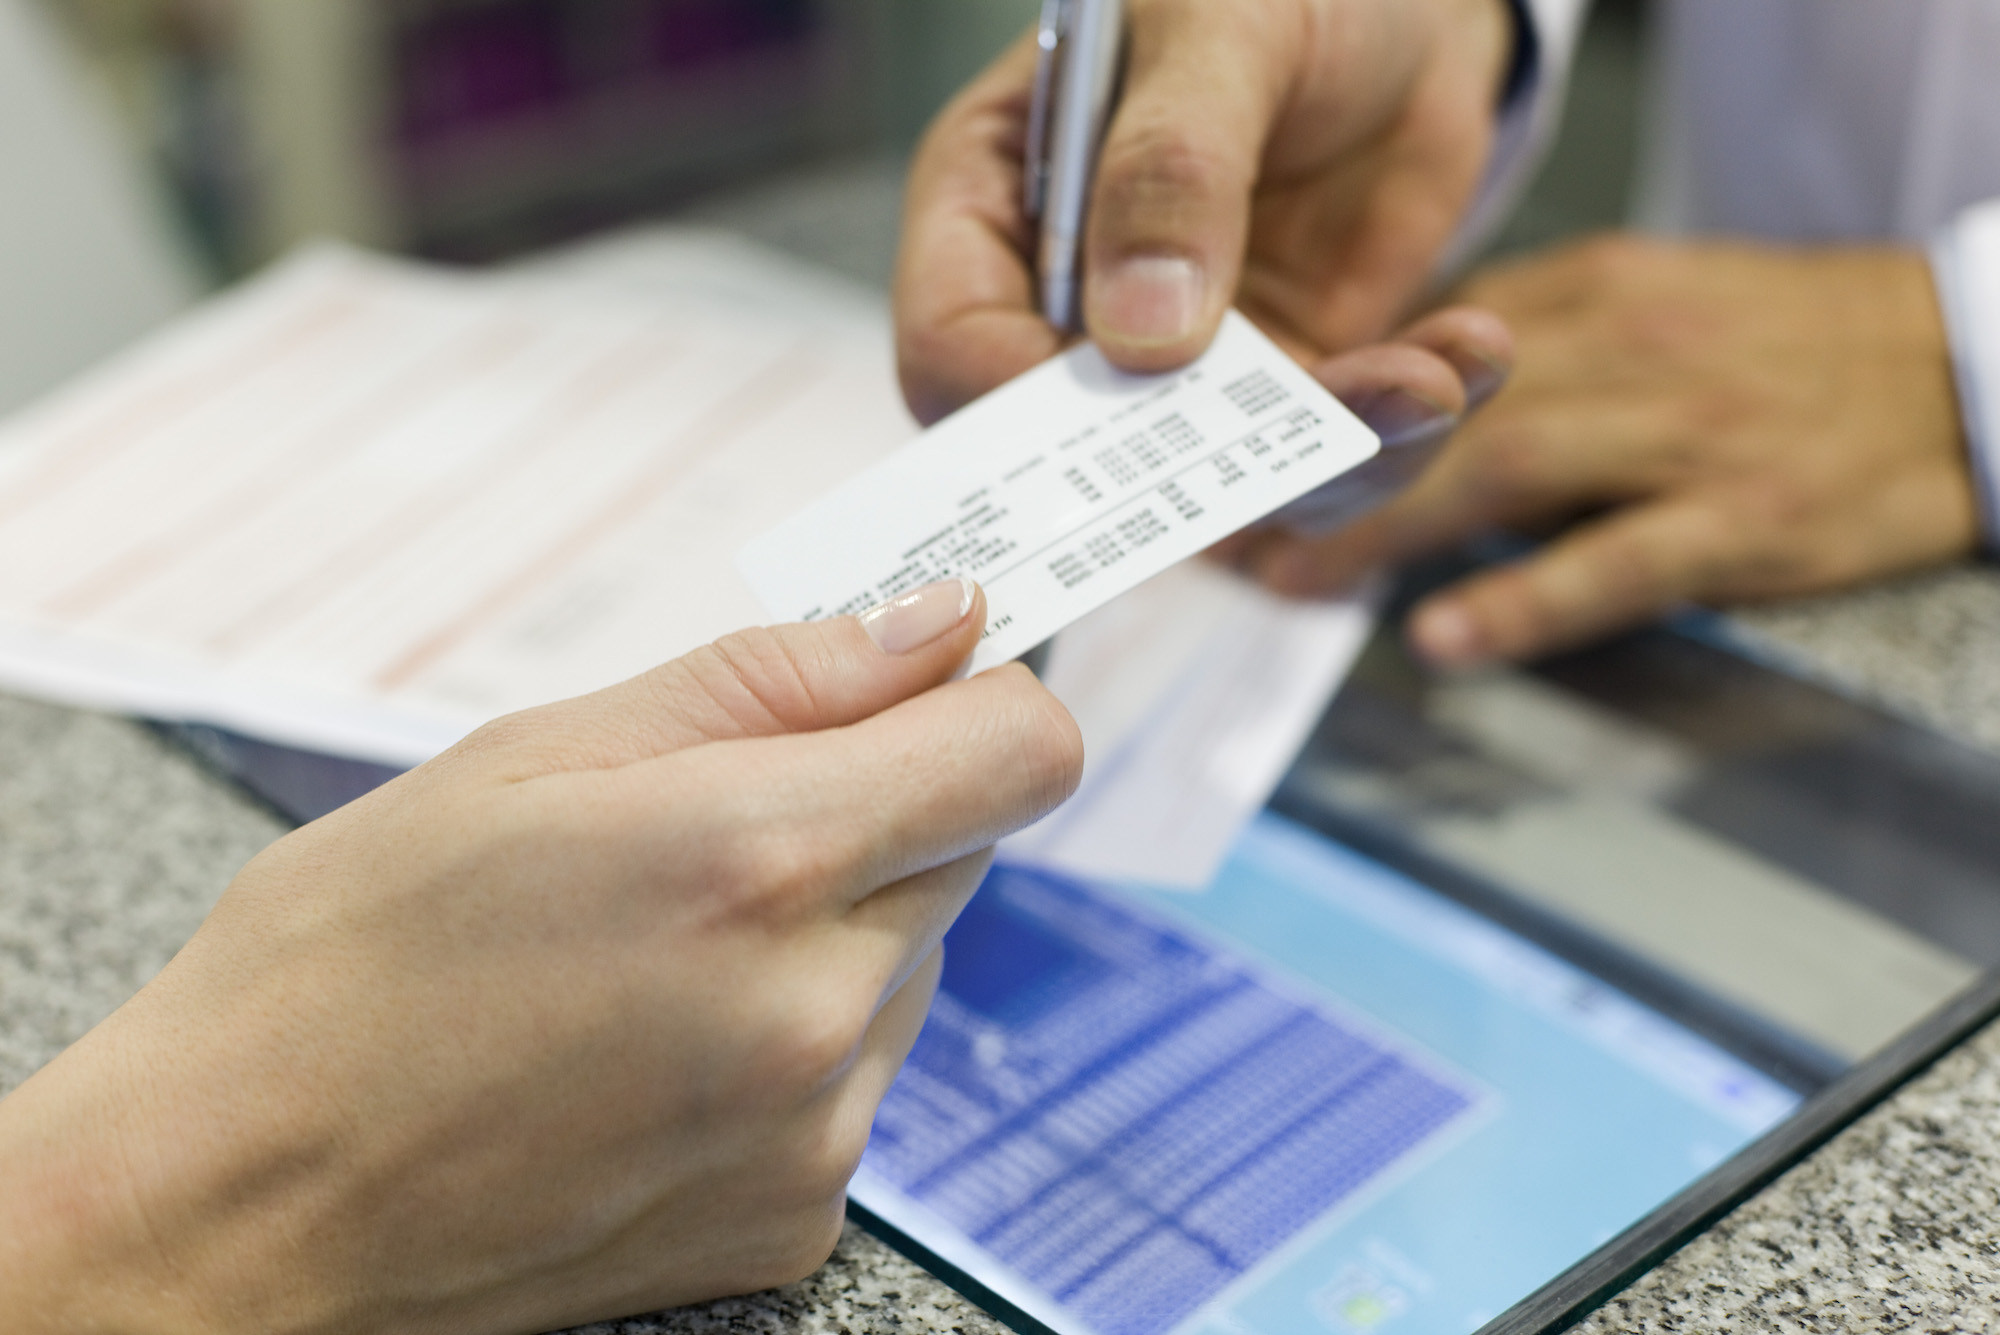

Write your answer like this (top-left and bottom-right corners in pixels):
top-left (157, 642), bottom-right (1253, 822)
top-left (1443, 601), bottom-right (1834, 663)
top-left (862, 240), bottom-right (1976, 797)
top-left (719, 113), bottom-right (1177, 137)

top-left (737, 312), bottom-right (1380, 674)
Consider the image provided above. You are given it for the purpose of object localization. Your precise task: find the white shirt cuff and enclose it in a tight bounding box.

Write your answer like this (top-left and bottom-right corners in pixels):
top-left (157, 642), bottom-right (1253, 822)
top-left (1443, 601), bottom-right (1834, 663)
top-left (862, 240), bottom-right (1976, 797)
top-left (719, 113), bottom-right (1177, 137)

top-left (1933, 199), bottom-right (2000, 553)
top-left (1438, 0), bottom-right (1593, 275)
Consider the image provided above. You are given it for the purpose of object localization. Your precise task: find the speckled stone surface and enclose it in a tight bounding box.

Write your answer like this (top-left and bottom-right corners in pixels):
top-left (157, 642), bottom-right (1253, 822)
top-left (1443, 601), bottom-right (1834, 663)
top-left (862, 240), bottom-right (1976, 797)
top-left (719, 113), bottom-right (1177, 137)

top-left (7, 565), bottom-right (2000, 1334)
top-left (1574, 1005), bottom-right (2000, 1334)
top-left (0, 693), bottom-right (283, 1092)
top-left (1726, 564), bottom-right (2000, 757)
top-left (564, 1229), bottom-right (1009, 1335)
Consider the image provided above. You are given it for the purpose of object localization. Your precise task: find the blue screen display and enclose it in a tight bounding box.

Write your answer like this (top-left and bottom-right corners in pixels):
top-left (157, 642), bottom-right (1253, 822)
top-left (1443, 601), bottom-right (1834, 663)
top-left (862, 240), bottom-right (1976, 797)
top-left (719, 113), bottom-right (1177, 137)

top-left (852, 812), bottom-right (1798, 1335)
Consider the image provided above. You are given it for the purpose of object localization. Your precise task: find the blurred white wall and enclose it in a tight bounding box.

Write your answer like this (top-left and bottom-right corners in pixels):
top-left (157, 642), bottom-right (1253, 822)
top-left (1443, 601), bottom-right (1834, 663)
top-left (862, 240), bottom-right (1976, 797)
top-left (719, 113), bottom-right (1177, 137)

top-left (0, 0), bottom-right (199, 415)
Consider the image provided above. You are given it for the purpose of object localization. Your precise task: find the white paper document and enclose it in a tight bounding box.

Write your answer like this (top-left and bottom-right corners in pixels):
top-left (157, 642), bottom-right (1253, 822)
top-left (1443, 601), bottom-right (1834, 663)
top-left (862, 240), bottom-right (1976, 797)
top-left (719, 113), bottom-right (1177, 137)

top-left (0, 242), bottom-right (918, 765)
top-left (1005, 563), bottom-right (1377, 890)
top-left (738, 312), bottom-right (1381, 675)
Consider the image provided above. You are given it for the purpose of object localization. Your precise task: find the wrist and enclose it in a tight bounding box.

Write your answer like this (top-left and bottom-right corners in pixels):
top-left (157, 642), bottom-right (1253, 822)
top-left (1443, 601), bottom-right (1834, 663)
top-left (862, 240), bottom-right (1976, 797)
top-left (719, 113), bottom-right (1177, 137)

top-left (0, 997), bottom-right (346, 1335)
top-left (0, 1041), bottom-right (198, 1334)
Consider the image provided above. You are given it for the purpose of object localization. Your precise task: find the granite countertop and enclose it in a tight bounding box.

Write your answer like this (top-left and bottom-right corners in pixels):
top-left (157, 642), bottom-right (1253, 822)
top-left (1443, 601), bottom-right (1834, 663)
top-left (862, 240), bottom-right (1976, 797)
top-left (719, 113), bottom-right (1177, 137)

top-left (3, 561), bottom-right (2000, 1334)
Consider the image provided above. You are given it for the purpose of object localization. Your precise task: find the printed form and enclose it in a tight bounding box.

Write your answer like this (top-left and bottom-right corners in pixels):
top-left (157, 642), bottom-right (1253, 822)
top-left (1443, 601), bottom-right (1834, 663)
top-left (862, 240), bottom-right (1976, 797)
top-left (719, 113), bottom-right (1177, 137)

top-left (0, 244), bottom-right (917, 763)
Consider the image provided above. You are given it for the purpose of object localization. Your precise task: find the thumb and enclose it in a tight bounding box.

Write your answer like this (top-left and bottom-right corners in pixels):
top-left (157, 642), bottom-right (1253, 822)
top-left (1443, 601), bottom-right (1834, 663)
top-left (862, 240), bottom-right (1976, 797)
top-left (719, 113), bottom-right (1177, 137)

top-left (466, 578), bottom-right (987, 774)
top-left (1082, 6), bottom-right (1281, 370)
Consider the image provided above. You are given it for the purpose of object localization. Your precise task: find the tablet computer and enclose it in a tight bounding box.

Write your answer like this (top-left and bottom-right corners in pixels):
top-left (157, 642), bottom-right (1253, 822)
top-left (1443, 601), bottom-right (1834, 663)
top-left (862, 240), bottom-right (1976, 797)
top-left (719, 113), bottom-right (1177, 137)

top-left (846, 575), bottom-right (2000, 1335)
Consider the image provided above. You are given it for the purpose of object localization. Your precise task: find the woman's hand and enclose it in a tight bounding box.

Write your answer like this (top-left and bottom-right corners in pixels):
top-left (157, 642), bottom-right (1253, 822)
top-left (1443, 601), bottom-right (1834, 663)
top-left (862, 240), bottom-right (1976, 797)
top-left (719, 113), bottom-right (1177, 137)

top-left (0, 579), bottom-right (1083, 1335)
top-left (895, 0), bottom-right (1515, 424)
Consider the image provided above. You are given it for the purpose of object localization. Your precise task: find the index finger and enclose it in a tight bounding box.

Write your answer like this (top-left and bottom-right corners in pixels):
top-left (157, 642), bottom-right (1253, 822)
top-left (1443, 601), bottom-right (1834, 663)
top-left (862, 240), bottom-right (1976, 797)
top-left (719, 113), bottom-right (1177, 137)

top-left (1406, 495), bottom-right (1737, 667)
top-left (635, 662), bottom-right (1085, 905)
top-left (895, 34), bottom-right (1065, 425)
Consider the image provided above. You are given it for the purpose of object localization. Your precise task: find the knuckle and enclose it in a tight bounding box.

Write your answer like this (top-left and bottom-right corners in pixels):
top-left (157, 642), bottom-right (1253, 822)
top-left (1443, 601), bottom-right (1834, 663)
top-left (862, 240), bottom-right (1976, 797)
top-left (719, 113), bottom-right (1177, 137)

top-left (450, 707), bottom-right (545, 761)
top-left (679, 627), bottom-right (831, 735)
top-left (798, 1114), bottom-right (875, 1203)
top-left (989, 668), bottom-right (1087, 811)
top-left (1477, 566), bottom-right (1563, 649)
top-left (1096, 120), bottom-right (1246, 221)
top-left (1026, 691), bottom-right (1088, 810)
top-left (1482, 532), bottom-right (1672, 658)
top-left (784, 1015), bottom-right (870, 1094)
top-left (1679, 388), bottom-right (1756, 439)
top-left (1605, 301), bottom-right (1707, 361)
top-left (1733, 472), bottom-right (1818, 529)
top-left (435, 705), bottom-right (570, 781)
top-left (1462, 424), bottom-right (1547, 500)
top-left (1578, 524), bottom-right (1707, 627)
top-left (1591, 535), bottom-right (1668, 609)
top-left (717, 827), bottom-right (859, 919)
top-left (761, 987), bottom-right (875, 1094)
top-left (1710, 484), bottom-right (1827, 588)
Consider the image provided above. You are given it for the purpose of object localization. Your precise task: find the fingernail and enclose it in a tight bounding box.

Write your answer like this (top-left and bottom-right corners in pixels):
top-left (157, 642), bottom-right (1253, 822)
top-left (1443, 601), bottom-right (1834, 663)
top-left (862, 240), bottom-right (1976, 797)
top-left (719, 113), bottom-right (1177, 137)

top-left (1092, 255), bottom-right (1204, 346)
top-left (860, 576), bottom-right (977, 655)
top-left (1410, 600), bottom-right (1487, 668)
top-left (1360, 389), bottom-right (1456, 447)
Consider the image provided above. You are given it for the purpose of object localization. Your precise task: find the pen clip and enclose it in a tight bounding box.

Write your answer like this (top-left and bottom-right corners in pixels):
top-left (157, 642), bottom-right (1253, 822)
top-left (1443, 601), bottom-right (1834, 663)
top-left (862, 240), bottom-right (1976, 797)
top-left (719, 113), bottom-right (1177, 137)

top-left (1023, 0), bottom-right (1068, 221)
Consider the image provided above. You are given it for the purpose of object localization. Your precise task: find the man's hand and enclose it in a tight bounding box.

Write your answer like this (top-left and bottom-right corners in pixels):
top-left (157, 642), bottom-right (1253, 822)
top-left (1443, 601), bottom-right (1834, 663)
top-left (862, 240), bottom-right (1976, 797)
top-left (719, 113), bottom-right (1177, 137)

top-left (1230, 236), bottom-right (1979, 666)
top-left (0, 582), bottom-right (1083, 1335)
top-left (895, 0), bottom-right (1514, 425)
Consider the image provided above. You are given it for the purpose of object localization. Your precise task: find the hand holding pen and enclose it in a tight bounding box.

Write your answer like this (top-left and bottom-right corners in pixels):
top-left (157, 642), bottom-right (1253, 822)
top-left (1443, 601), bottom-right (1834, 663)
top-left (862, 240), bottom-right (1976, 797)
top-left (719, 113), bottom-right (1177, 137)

top-left (893, 0), bottom-right (1519, 424)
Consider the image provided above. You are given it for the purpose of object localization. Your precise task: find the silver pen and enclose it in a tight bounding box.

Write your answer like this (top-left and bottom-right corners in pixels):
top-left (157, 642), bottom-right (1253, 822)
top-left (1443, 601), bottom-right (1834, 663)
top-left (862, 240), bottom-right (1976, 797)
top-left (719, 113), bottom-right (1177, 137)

top-left (1023, 0), bottom-right (1126, 333)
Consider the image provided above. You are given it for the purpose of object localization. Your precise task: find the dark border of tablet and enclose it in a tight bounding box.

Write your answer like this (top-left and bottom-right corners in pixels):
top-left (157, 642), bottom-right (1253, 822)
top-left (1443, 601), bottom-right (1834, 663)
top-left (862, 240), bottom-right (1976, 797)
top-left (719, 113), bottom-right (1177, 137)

top-left (852, 967), bottom-right (2000, 1335)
